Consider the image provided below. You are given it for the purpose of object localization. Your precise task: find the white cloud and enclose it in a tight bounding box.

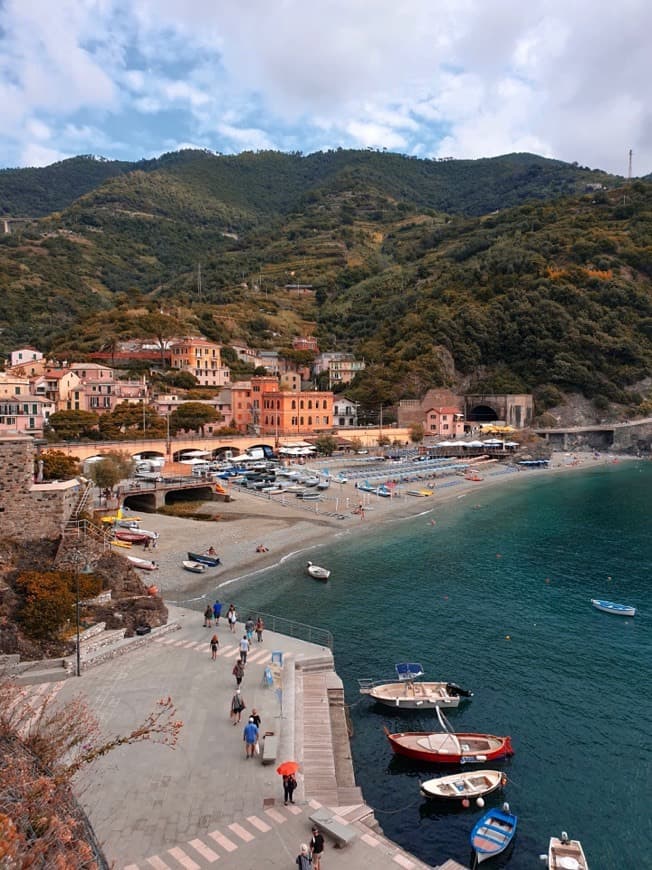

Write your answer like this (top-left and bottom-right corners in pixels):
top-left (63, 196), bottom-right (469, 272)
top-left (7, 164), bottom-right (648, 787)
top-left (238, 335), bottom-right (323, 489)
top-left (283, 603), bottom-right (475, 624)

top-left (21, 143), bottom-right (72, 167)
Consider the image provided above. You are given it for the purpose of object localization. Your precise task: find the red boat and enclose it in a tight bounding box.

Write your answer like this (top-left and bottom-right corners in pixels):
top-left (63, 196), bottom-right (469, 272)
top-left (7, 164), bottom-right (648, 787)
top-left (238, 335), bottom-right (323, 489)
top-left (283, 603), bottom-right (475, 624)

top-left (384, 726), bottom-right (513, 765)
top-left (114, 530), bottom-right (150, 545)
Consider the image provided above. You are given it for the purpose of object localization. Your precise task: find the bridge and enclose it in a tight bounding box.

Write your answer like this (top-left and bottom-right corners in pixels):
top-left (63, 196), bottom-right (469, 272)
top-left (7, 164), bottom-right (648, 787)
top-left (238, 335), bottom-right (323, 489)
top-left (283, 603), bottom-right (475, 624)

top-left (117, 476), bottom-right (219, 511)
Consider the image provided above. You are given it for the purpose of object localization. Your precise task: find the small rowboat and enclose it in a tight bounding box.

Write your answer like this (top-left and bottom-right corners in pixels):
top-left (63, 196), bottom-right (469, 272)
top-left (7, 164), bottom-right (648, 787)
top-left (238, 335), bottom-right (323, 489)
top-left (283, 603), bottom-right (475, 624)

top-left (127, 555), bottom-right (158, 570)
top-left (591, 599), bottom-right (636, 617)
top-left (471, 803), bottom-right (517, 863)
top-left (306, 561), bottom-right (331, 581)
top-left (187, 551), bottom-right (221, 567)
top-left (182, 560), bottom-right (207, 574)
top-left (384, 727), bottom-right (513, 765)
top-left (548, 832), bottom-right (589, 869)
top-left (420, 769), bottom-right (507, 801)
top-left (114, 531), bottom-right (150, 545)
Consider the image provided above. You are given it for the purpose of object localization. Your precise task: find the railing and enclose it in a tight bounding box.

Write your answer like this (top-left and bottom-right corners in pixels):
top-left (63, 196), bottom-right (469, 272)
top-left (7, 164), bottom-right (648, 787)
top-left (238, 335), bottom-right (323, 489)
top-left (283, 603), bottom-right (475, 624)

top-left (169, 601), bottom-right (333, 650)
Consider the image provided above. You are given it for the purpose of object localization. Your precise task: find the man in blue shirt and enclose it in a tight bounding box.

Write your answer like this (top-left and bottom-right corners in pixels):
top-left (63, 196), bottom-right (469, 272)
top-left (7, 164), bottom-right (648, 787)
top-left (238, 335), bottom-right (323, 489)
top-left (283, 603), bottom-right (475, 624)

top-left (243, 717), bottom-right (259, 758)
top-left (213, 600), bottom-right (222, 625)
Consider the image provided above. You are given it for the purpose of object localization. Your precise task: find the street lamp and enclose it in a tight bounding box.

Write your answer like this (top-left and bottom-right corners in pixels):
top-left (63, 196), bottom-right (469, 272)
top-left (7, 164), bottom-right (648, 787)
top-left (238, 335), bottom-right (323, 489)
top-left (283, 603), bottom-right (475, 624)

top-left (68, 547), bottom-right (94, 677)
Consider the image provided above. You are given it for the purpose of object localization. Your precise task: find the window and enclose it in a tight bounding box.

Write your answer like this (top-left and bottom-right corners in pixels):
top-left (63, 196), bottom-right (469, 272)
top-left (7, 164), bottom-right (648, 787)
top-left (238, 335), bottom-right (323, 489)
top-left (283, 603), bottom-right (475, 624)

top-left (308, 416), bottom-right (312, 425)
top-left (322, 400), bottom-right (327, 409)
top-left (324, 416), bottom-right (328, 424)
top-left (308, 400), bottom-right (312, 409)
top-left (291, 399), bottom-right (296, 409)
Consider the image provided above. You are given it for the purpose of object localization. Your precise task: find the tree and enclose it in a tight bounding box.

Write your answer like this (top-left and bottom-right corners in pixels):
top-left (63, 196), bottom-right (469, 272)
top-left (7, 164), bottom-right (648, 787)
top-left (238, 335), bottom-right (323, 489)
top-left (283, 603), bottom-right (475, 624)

top-left (170, 402), bottom-right (219, 434)
top-left (46, 410), bottom-right (99, 440)
top-left (315, 434), bottom-right (338, 455)
top-left (409, 423), bottom-right (425, 443)
top-left (38, 449), bottom-right (80, 481)
top-left (16, 570), bottom-right (102, 641)
top-left (87, 451), bottom-right (134, 493)
top-left (138, 312), bottom-right (184, 367)
top-left (163, 370), bottom-right (198, 390)
top-left (99, 401), bottom-right (165, 439)
top-left (0, 677), bottom-right (182, 866)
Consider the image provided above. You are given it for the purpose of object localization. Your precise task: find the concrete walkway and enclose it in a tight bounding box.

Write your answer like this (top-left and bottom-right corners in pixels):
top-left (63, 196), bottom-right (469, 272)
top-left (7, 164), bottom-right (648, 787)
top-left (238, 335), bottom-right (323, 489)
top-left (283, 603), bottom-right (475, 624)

top-left (18, 605), bottom-right (455, 869)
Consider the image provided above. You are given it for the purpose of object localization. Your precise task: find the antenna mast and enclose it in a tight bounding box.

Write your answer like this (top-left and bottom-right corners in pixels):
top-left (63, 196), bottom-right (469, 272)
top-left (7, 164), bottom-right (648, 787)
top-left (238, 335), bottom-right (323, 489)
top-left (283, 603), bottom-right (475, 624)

top-left (628, 149), bottom-right (633, 181)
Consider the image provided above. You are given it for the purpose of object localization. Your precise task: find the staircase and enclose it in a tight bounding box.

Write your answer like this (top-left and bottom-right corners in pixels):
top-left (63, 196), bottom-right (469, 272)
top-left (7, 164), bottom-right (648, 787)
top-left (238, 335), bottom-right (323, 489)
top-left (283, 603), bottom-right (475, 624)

top-left (70, 479), bottom-right (94, 520)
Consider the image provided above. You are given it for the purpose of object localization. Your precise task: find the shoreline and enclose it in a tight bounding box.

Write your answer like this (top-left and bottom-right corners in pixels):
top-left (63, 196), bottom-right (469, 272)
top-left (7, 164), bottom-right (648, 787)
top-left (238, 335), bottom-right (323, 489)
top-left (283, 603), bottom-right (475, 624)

top-left (126, 451), bottom-right (630, 604)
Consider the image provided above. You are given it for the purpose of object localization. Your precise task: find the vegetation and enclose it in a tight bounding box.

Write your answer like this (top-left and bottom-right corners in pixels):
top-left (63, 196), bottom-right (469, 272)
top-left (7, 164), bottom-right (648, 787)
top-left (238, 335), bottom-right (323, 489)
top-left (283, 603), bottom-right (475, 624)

top-left (87, 451), bottom-right (134, 493)
top-left (16, 570), bottom-right (102, 641)
top-left (314, 434), bottom-right (338, 455)
top-left (39, 449), bottom-right (80, 480)
top-left (169, 402), bottom-right (221, 434)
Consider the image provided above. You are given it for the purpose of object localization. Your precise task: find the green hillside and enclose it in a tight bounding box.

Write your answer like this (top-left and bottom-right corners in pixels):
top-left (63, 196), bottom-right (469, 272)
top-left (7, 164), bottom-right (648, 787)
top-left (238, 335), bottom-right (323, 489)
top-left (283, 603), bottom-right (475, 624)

top-left (0, 149), bottom-right (649, 416)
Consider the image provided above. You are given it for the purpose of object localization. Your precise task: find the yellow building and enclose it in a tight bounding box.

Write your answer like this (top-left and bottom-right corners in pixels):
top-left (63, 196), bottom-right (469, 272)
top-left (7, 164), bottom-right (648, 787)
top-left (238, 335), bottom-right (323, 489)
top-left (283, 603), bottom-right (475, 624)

top-left (169, 338), bottom-right (231, 387)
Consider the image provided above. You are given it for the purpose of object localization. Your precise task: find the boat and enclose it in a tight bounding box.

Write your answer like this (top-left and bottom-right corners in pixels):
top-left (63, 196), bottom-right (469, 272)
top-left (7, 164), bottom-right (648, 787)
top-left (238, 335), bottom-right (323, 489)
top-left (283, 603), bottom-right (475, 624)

top-left (358, 663), bottom-right (473, 709)
top-left (114, 531), bottom-right (150, 544)
top-left (316, 479), bottom-right (330, 490)
top-left (471, 803), bottom-right (518, 863)
top-left (383, 706), bottom-right (513, 764)
top-left (296, 491), bottom-right (320, 500)
top-left (187, 551), bottom-right (221, 567)
top-left (548, 832), bottom-right (589, 869)
top-left (306, 561), bottom-right (331, 581)
top-left (376, 484), bottom-right (392, 497)
top-left (127, 555), bottom-right (159, 571)
top-left (591, 598), bottom-right (636, 617)
top-left (420, 769), bottom-right (507, 801)
top-left (406, 489), bottom-right (434, 497)
top-left (111, 539), bottom-right (132, 549)
top-left (182, 560), bottom-right (207, 574)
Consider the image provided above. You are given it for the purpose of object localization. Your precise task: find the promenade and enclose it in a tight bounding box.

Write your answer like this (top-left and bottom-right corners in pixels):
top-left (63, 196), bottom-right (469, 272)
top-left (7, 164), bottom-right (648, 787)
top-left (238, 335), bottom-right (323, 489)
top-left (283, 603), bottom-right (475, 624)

top-left (29, 605), bottom-right (449, 870)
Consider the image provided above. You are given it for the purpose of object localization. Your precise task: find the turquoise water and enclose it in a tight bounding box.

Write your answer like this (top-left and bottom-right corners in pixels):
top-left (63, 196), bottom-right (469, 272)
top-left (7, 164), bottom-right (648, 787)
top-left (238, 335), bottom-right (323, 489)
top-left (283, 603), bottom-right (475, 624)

top-left (225, 463), bottom-right (652, 869)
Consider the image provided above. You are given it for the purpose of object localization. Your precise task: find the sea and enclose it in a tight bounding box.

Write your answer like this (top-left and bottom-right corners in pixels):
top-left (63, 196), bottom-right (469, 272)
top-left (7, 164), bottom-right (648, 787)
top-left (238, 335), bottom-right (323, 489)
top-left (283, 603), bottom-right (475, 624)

top-left (194, 461), bottom-right (652, 869)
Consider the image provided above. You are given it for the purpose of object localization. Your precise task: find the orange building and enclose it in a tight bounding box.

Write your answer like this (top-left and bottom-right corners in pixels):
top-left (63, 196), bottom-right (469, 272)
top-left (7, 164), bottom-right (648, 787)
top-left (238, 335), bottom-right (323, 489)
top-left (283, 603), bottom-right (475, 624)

top-left (260, 390), bottom-right (333, 437)
top-left (169, 338), bottom-right (230, 387)
top-left (229, 376), bottom-right (280, 433)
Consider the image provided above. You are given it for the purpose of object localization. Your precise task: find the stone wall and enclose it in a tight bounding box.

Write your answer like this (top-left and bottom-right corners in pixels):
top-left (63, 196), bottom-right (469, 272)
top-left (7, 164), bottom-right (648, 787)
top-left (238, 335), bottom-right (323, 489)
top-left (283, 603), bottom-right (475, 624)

top-left (0, 436), bottom-right (78, 540)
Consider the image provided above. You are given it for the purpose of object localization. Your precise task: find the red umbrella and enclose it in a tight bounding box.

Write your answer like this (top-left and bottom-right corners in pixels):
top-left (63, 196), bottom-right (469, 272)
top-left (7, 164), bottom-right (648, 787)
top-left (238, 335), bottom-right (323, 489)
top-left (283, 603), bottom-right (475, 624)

top-left (276, 761), bottom-right (299, 776)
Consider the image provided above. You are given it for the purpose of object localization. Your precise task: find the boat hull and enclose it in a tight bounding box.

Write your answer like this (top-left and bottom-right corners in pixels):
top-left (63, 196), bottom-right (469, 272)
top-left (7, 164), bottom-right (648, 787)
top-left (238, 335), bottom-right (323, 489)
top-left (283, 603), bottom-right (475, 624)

top-left (471, 807), bottom-right (517, 863)
top-left (364, 681), bottom-right (472, 709)
top-left (306, 562), bottom-right (330, 580)
top-left (187, 552), bottom-right (221, 567)
top-left (385, 729), bottom-right (513, 764)
top-left (183, 560), bottom-right (207, 574)
top-left (420, 769), bottom-right (506, 801)
top-left (548, 835), bottom-right (589, 870)
top-left (591, 598), bottom-right (636, 617)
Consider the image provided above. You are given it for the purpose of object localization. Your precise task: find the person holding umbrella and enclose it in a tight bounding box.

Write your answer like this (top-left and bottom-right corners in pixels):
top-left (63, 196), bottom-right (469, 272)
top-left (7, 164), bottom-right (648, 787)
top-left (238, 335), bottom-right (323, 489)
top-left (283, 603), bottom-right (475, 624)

top-left (277, 761), bottom-right (299, 805)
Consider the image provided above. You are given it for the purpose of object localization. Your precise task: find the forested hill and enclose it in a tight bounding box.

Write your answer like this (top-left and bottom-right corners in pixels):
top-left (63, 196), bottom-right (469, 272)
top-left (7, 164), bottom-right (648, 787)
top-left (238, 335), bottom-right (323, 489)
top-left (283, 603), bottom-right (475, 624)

top-left (0, 148), bottom-right (650, 418)
top-left (1, 149), bottom-right (619, 219)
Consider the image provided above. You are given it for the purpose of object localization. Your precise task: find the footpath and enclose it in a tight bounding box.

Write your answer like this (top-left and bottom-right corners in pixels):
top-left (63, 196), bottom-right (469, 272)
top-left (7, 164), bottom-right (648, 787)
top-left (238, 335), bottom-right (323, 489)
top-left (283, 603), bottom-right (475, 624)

top-left (17, 605), bottom-right (463, 870)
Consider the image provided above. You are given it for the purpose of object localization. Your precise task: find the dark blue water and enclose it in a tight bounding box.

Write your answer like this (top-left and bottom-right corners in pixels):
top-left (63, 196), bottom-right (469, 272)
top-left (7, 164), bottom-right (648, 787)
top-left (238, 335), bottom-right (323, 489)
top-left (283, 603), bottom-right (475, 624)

top-left (231, 463), bottom-right (652, 869)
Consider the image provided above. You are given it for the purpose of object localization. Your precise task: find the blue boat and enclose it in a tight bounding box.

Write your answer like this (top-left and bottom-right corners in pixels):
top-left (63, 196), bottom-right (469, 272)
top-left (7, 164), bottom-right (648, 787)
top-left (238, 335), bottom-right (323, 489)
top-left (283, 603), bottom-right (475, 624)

top-left (187, 551), bottom-right (221, 567)
top-left (471, 803), bottom-right (517, 864)
top-left (591, 598), bottom-right (636, 617)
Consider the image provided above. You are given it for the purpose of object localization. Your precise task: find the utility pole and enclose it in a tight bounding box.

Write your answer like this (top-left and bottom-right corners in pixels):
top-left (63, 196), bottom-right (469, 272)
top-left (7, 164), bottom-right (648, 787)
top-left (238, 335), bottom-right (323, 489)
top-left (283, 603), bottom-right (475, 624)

top-left (628, 148), bottom-right (633, 181)
top-left (197, 263), bottom-right (202, 302)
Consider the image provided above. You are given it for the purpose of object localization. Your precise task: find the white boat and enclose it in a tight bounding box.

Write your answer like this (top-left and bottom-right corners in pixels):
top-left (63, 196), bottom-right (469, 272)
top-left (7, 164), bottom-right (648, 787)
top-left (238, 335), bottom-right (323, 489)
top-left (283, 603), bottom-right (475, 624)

top-left (127, 555), bottom-right (158, 571)
top-left (182, 560), bottom-right (207, 574)
top-left (306, 560), bottom-right (331, 581)
top-left (358, 663), bottom-right (473, 709)
top-left (420, 769), bottom-right (506, 801)
top-left (591, 598), bottom-right (636, 617)
top-left (548, 832), bottom-right (589, 869)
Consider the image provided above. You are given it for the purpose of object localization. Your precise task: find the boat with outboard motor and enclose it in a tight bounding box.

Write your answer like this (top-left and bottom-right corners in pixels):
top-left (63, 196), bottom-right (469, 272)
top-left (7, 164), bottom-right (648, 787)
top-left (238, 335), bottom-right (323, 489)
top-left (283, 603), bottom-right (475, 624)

top-left (358, 663), bottom-right (472, 710)
top-left (547, 831), bottom-right (589, 869)
top-left (384, 707), bottom-right (513, 763)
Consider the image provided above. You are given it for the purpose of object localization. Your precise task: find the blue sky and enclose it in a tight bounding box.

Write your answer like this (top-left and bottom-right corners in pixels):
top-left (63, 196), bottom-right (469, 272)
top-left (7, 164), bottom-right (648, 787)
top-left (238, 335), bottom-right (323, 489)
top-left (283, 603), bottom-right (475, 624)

top-left (1, 0), bottom-right (651, 175)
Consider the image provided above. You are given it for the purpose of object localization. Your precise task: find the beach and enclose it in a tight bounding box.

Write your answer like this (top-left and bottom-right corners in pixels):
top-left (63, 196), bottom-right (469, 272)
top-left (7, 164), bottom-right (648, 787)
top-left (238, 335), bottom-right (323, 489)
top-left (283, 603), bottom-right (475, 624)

top-left (130, 450), bottom-right (623, 600)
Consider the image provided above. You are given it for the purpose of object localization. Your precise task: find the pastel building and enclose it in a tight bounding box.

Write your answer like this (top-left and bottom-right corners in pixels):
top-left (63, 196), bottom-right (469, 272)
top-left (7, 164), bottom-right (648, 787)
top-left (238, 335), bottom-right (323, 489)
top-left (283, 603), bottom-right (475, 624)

top-left (260, 389), bottom-right (333, 436)
top-left (169, 338), bottom-right (231, 387)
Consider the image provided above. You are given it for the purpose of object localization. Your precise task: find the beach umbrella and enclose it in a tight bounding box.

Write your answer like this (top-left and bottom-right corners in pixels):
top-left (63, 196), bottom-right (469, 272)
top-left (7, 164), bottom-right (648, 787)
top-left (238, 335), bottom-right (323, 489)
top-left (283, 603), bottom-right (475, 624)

top-left (276, 761), bottom-right (299, 776)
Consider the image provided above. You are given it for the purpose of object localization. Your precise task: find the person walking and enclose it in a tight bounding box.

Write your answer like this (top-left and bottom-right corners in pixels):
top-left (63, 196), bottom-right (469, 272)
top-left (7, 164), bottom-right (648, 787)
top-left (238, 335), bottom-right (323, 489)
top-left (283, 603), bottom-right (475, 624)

top-left (227, 604), bottom-right (237, 634)
top-left (203, 604), bottom-right (213, 628)
top-left (310, 826), bottom-right (324, 870)
top-left (250, 708), bottom-right (261, 728)
top-left (232, 658), bottom-right (245, 687)
top-left (212, 599), bottom-right (222, 625)
top-left (210, 634), bottom-right (219, 660)
top-left (283, 772), bottom-right (297, 805)
top-left (255, 616), bottom-right (264, 643)
top-left (243, 716), bottom-right (259, 759)
top-left (245, 616), bottom-right (255, 643)
top-left (296, 844), bottom-right (311, 869)
top-left (230, 689), bottom-right (245, 725)
top-left (239, 634), bottom-right (250, 664)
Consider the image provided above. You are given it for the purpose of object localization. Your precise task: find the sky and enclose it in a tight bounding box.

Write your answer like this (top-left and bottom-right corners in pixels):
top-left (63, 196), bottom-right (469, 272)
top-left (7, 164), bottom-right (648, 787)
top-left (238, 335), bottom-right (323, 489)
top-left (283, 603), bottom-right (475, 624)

top-left (1, 0), bottom-right (651, 175)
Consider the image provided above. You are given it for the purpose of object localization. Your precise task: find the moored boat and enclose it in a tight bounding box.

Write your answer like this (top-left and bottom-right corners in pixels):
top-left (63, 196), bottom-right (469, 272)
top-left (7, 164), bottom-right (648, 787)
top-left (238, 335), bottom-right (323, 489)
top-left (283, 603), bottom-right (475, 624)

top-left (548, 832), bottom-right (589, 869)
top-left (114, 531), bottom-right (150, 544)
top-left (358, 663), bottom-right (472, 710)
top-left (420, 769), bottom-right (507, 801)
top-left (591, 598), bottom-right (636, 617)
top-left (127, 555), bottom-right (158, 570)
top-left (306, 560), bottom-right (331, 580)
top-left (187, 551), bottom-right (221, 567)
top-left (384, 727), bottom-right (513, 764)
top-left (182, 560), bottom-right (207, 574)
top-left (471, 803), bottom-right (517, 863)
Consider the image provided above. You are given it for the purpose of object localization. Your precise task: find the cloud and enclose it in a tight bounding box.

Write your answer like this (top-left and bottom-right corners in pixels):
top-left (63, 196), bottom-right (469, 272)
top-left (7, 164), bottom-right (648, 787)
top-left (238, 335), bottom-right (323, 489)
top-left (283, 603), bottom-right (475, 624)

top-left (0, 1), bottom-right (651, 173)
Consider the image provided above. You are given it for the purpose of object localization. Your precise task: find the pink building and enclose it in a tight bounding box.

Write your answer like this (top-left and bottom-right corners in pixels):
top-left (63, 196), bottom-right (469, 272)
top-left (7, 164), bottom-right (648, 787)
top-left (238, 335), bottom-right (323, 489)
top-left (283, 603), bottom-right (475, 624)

top-left (424, 406), bottom-right (466, 438)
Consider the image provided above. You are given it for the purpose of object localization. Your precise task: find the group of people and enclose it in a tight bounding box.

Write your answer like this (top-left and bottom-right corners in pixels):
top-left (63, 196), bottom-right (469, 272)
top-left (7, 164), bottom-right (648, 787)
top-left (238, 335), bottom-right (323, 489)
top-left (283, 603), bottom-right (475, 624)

top-left (296, 827), bottom-right (325, 870)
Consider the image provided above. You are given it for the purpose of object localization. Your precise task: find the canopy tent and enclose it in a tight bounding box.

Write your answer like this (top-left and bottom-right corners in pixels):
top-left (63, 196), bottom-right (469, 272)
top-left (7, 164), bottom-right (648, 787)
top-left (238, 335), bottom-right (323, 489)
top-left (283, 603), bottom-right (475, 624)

top-left (462, 440), bottom-right (484, 448)
top-left (179, 450), bottom-right (211, 458)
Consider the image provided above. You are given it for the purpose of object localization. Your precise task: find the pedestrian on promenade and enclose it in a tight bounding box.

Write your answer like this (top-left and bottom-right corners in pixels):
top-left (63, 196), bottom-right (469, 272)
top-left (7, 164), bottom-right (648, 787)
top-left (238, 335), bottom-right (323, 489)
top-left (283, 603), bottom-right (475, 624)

top-left (213, 599), bottom-right (222, 625)
top-left (243, 716), bottom-right (259, 759)
top-left (230, 689), bottom-right (246, 725)
top-left (283, 773), bottom-right (297, 805)
top-left (310, 826), bottom-right (324, 870)
top-left (296, 843), bottom-right (311, 870)
top-left (239, 634), bottom-right (250, 664)
top-left (255, 616), bottom-right (264, 643)
top-left (232, 659), bottom-right (245, 687)
top-left (203, 605), bottom-right (213, 627)
top-left (245, 615), bottom-right (255, 643)
top-left (227, 604), bottom-right (237, 634)
top-left (250, 708), bottom-right (261, 728)
top-left (210, 634), bottom-right (219, 660)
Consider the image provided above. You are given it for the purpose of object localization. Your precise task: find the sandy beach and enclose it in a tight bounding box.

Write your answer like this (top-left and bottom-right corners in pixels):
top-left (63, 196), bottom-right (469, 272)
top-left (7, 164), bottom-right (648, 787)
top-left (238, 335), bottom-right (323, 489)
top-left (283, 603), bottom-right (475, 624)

top-left (121, 450), bottom-right (627, 603)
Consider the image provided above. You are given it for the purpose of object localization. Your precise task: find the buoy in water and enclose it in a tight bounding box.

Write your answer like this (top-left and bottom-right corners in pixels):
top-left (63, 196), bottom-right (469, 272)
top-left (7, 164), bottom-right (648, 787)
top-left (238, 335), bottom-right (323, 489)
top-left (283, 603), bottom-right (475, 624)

top-left (505, 635), bottom-right (511, 640)
top-left (476, 797), bottom-right (485, 808)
